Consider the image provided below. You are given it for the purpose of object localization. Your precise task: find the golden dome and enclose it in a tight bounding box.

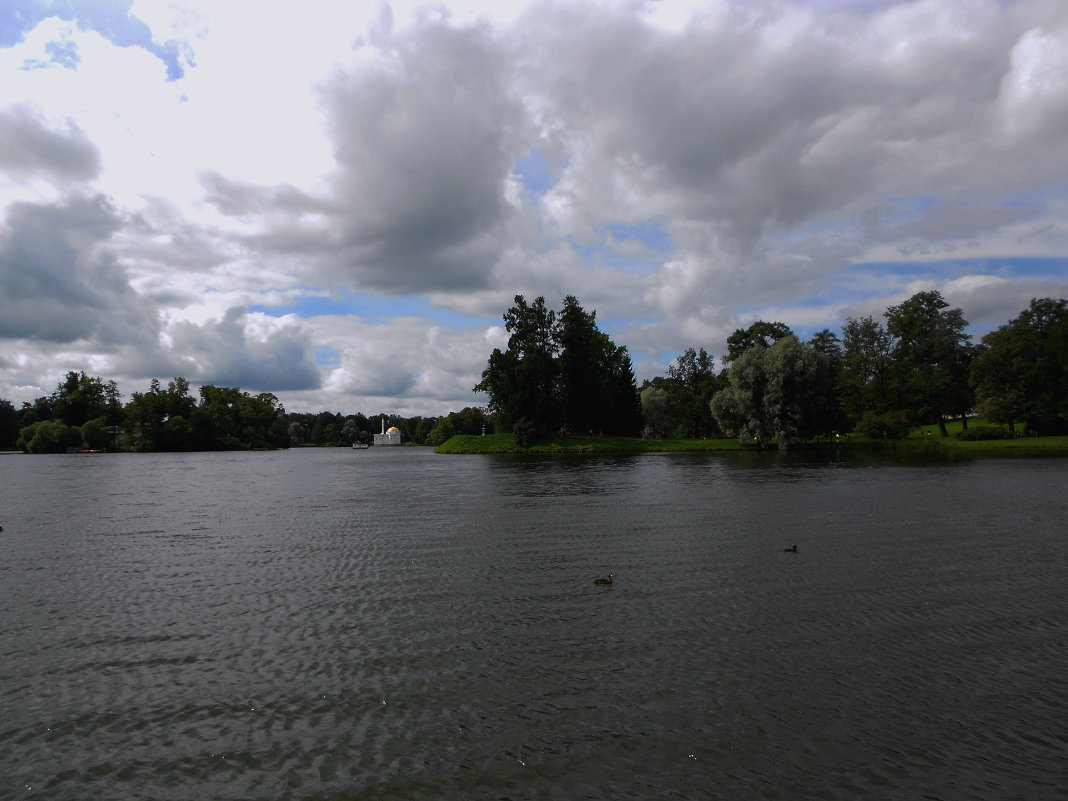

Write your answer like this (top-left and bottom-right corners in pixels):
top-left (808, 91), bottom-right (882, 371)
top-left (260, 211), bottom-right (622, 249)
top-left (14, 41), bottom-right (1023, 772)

top-left (387, 426), bottom-right (401, 433)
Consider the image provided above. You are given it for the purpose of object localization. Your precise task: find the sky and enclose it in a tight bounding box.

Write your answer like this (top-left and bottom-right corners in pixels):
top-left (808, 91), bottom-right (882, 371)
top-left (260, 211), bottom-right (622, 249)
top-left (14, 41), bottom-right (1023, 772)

top-left (2, 0), bottom-right (1067, 417)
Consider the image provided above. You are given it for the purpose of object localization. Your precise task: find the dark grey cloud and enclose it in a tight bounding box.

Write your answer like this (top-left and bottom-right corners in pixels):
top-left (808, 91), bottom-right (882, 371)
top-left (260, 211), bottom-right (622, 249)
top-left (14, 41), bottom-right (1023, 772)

top-left (199, 171), bottom-right (337, 218)
top-left (0, 195), bottom-right (158, 344)
top-left (123, 194), bottom-right (265, 277)
top-left (315, 19), bottom-right (528, 293)
top-left (0, 104), bottom-right (101, 182)
top-left (167, 307), bottom-right (321, 392)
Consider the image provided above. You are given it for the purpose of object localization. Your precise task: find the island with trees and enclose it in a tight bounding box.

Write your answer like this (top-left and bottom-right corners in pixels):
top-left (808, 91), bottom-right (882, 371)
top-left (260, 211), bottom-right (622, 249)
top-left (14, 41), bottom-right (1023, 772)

top-left (442, 292), bottom-right (1068, 453)
top-left (2, 293), bottom-right (1065, 455)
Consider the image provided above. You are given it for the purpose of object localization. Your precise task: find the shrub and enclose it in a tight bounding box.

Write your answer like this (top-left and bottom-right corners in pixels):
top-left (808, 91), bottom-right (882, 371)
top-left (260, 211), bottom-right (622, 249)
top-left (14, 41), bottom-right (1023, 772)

top-left (956, 425), bottom-right (1010, 441)
top-left (17, 420), bottom-right (82, 453)
top-left (512, 417), bottom-right (538, 448)
top-left (855, 410), bottom-right (913, 440)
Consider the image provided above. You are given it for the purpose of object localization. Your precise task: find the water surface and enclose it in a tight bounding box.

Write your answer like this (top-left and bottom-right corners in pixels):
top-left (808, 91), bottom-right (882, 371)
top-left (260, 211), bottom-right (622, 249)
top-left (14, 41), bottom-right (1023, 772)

top-left (1, 448), bottom-right (1065, 799)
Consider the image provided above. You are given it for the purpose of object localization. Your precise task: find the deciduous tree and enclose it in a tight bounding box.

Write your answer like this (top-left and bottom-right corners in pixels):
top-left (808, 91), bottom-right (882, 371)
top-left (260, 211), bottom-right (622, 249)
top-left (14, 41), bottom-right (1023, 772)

top-left (666, 347), bottom-right (720, 437)
top-left (0, 398), bottom-right (17, 450)
top-left (475, 295), bottom-right (639, 440)
top-left (475, 295), bottom-right (559, 434)
top-left (885, 291), bottom-right (974, 437)
top-left (839, 315), bottom-right (895, 424)
top-left (725, 320), bottom-right (793, 363)
top-left (971, 298), bottom-right (1068, 434)
top-left (639, 385), bottom-right (671, 438)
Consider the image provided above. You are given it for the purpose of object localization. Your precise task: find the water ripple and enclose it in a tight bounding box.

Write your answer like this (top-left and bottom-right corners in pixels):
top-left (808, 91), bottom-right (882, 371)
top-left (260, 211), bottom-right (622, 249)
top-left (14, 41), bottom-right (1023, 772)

top-left (1, 450), bottom-right (1065, 799)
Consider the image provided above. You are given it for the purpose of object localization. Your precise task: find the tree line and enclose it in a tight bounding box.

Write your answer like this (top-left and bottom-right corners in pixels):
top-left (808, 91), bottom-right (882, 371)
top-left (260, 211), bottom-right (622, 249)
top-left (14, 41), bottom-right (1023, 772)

top-left (3, 293), bottom-right (1064, 453)
top-left (0, 371), bottom-right (490, 453)
top-left (476, 292), bottom-right (1068, 449)
top-left (706, 293), bottom-right (1067, 447)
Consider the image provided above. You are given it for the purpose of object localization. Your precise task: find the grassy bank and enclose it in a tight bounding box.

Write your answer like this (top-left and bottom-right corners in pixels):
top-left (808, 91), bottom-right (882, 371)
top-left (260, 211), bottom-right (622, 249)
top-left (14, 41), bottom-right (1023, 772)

top-left (436, 421), bottom-right (1068, 455)
top-left (435, 432), bottom-right (749, 454)
top-left (903, 418), bottom-right (1068, 453)
top-left (899, 433), bottom-right (1068, 453)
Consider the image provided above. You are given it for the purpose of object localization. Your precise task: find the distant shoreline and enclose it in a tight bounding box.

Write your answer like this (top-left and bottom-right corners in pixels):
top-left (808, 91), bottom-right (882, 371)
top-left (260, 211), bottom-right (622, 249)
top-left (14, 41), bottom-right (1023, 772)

top-left (435, 432), bottom-right (1068, 456)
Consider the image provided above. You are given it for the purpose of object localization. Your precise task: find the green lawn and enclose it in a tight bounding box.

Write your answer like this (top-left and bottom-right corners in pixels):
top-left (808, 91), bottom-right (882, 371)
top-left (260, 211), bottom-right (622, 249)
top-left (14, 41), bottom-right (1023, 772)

top-left (434, 432), bottom-right (747, 454)
top-left (436, 419), bottom-right (1068, 455)
top-left (903, 417), bottom-right (1068, 452)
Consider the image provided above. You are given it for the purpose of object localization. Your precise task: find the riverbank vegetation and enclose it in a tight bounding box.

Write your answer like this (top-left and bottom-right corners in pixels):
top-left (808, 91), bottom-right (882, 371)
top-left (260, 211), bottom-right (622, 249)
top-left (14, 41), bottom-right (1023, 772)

top-left (0, 368), bottom-right (492, 453)
top-left (436, 419), bottom-right (1068, 455)
top-left (463, 292), bottom-right (1067, 454)
top-left (435, 432), bottom-right (748, 454)
top-left (2, 294), bottom-right (1064, 455)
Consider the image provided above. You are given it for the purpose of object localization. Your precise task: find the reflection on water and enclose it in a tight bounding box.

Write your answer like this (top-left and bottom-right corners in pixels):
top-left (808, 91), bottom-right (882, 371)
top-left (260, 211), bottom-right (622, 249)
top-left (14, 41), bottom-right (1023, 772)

top-left (1, 449), bottom-right (1065, 800)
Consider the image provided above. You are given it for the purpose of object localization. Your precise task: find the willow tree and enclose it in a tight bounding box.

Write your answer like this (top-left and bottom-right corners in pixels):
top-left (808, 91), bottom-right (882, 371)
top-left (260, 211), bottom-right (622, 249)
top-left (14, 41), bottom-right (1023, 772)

top-left (711, 335), bottom-right (831, 449)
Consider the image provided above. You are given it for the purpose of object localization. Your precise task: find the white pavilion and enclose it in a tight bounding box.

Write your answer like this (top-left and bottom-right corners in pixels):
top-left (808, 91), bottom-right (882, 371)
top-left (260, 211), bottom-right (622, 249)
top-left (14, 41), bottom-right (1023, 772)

top-left (373, 418), bottom-right (402, 446)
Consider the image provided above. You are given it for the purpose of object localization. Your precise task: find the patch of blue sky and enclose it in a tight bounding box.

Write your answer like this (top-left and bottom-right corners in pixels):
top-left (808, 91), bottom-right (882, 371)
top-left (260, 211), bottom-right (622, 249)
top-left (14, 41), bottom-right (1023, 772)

top-left (1, 0), bottom-right (184, 80)
top-left (45, 37), bottom-right (79, 68)
top-left (566, 237), bottom-right (651, 275)
top-left (0, 1), bottom-right (43, 46)
top-left (1001, 182), bottom-right (1068, 207)
top-left (849, 255), bottom-right (1068, 280)
top-left (734, 290), bottom-right (844, 315)
top-left (879, 193), bottom-right (938, 225)
top-left (249, 290), bottom-right (497, 328)
top-left (249, 294), bottom-right (351, 318)
top-left (314, 346), bottom-right (341, 367)
top-left (604, 218), bottom-right (673, 252)
top-left (513, 147), bottom-right (565, 195)
top-left (566, 218), bottom-right (674, 275)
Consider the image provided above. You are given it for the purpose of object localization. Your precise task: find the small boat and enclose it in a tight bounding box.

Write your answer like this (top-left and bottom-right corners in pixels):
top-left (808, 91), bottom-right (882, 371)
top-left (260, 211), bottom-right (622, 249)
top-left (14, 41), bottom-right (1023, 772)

top-left (352, 443), bottom-right (369, 449)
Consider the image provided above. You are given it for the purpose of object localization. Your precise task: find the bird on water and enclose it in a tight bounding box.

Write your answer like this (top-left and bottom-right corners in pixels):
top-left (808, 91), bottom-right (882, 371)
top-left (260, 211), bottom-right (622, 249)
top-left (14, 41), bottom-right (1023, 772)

top-left (594, 571), bottom-right (613, 585)
top-left (784, 545), bottom-right (798, 552)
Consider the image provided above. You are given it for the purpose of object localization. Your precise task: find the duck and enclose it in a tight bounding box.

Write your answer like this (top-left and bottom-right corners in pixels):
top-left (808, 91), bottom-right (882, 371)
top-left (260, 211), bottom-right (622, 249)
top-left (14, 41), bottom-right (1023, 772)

top-left (594, 571), bottom-right (614, 585)
top-left (783, 545), bottom-right (798, 552)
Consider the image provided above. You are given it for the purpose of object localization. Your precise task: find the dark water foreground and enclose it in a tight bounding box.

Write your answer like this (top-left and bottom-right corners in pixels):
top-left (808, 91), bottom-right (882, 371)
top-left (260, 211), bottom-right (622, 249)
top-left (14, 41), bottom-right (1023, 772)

top-left (1, 448), bottom-right (1065, 800)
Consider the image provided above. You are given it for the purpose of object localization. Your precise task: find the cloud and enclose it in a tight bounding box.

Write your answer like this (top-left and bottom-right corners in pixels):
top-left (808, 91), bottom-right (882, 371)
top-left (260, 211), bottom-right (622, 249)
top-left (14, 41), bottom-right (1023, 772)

top-left (313, 18), bottom-right (529, 293)
top-left (305, 314), bottom-right (504, 414)
top-left (0, 195), bottom-right (158, 344)
top-left (0, 104), bottom-right (100, 182)
top-left (199, 171), bottom-right (336, 219)
top-left (166, 307), bottom-right (321, 392)
top-left (0, 0), bottom-right (190, 79)
top-left (499, 1), bottom-right (1068, 321)
top-left (3, 1), bottom-right (1068, 416)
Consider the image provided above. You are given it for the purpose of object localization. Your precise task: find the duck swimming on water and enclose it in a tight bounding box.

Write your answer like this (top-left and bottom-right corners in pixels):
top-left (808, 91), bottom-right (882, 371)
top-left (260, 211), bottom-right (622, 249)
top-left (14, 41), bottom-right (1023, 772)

top-left (594, 571), bottom-right (613, 585)
top-left (784, 545), bottom-right (798, 552)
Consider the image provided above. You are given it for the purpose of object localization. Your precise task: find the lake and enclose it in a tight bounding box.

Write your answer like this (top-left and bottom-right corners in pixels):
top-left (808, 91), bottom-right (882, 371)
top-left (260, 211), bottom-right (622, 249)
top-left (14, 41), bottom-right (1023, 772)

top-left (1, 447), bottom-right (1065, 800)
